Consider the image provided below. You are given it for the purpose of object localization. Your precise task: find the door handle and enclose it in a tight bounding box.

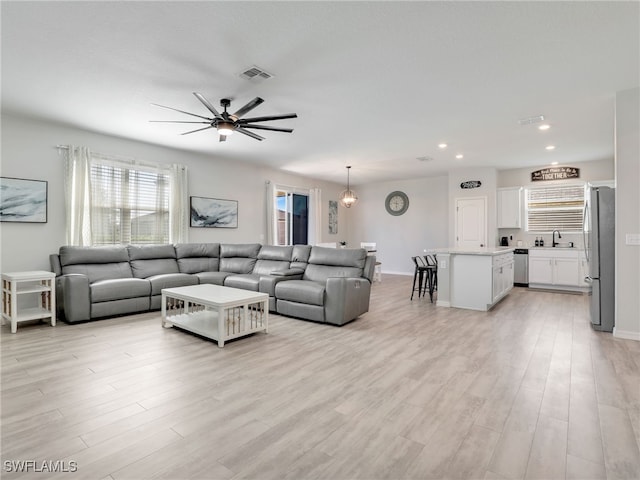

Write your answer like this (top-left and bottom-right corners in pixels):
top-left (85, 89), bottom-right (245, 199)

top-left (584, 276), bottom-right (592, 283)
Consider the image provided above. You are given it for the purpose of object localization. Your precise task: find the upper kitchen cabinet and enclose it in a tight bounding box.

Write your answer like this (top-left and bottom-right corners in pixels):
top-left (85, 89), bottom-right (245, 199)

top-left (497, 187), bottom-right (522, 229)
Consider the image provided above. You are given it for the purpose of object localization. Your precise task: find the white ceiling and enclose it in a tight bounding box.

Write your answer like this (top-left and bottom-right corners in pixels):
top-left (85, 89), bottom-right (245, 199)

top-left (2, 1), bottom-right (638, 185)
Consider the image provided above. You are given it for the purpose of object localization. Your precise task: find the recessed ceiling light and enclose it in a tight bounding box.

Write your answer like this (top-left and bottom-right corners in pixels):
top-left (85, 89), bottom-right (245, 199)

top-left (455, 154), bottom-right (464, 159)
top-left (538, 124), bottom-right (551, 131)
top-left (545, 145), bottom-right (556, 151)
top-left (551, 161), bottom-right (558, 165)
top-left (438, 143), bottom-right (448, 149)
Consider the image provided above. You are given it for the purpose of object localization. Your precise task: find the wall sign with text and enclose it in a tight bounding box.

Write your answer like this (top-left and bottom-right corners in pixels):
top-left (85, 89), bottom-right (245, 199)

top-left (460, 180), bottom-right (482, 189)
top-left (531, 166), bottom-right (580, 182)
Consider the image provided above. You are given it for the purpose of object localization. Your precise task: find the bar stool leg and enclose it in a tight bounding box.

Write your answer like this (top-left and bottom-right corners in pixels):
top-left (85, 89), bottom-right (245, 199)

top-left (411, 267), bottom-right (418, 300)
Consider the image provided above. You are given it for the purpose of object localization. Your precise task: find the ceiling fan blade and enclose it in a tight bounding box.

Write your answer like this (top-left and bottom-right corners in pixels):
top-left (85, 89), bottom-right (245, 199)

top-left (238, 113), bottom-right (297, 123)
top-left (152, 103), bottom-right (212, 121)
top-left (193, 92), bottom-right (222, 119)
top-left (242, 124), bottom-right (293, 133)
top-left (149, 120), bottom-right (211, 124)
top-left (180, 125), bottom-right (216, 135)
top-left (232, 97), bottom-right (264, 119)
top-left (219, 134), bottom-right (227, 142)
top-left (235, 128), bottom-right (265, 141)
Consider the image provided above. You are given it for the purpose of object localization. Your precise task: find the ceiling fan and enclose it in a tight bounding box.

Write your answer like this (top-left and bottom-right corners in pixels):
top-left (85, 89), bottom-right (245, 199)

top-left (151, 93), bottom-right (297, 142)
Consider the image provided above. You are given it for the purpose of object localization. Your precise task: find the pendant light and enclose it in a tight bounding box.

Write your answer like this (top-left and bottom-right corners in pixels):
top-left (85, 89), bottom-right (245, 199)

top-left (339, 165), bottom-right (358, 208)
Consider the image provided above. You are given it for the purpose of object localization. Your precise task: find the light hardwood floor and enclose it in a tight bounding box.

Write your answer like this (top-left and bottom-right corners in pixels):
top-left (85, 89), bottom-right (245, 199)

top-left (2, 275), bottom-right (639, 480)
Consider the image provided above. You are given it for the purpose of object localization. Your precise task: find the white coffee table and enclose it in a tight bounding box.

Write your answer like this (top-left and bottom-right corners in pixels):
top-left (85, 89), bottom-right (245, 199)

top-left (161, 284), bottom-right (268, 347)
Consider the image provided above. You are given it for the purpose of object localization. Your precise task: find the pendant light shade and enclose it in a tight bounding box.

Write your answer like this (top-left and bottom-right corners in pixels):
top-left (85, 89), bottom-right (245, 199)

top-left (339, 166), bottom-right (358, 208)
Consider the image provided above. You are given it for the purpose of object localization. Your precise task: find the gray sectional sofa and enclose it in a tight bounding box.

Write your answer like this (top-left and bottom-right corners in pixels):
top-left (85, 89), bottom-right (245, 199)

top-left (50, 243), bottom-right (375, 326)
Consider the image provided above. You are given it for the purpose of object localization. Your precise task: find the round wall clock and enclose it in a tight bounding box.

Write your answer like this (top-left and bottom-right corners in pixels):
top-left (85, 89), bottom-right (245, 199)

top-left (385, 191), bottom-right (409, 216)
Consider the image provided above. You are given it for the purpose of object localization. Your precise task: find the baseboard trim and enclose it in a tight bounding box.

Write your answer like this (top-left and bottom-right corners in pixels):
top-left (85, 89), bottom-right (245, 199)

top-left (436, 300), bottom-right (450, 307)
top-left (613, 327), bottom-right (640, 341)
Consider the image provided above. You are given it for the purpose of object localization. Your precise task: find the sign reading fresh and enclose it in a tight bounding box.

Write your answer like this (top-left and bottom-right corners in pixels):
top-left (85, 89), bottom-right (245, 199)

top-left (460, 180), bottom-right (482, 189)
top-left (531, 166), bottom-right (580, 182)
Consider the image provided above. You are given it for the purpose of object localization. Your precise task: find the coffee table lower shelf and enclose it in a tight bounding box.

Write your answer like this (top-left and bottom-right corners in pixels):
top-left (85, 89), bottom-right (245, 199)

top-left (164, 309), bottom-right (268, 345)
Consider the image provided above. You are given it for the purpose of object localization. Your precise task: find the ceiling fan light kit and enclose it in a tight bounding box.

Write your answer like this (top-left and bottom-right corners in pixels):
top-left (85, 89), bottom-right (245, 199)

top-left (339, 166), bottom-right (358, 208)
top-left (151, 93), bottom-right (297, 142)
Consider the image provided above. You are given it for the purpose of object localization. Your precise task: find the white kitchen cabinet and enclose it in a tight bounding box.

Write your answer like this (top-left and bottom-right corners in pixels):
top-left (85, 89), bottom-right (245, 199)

top-left (497, 187), bottom-right (522, 229)
top-left (492, 254), bottom-right (514, 303)
top-left (554, 257), bottom-right (580, 285)
top-left (529, 256), bottom-right (554, 284)
top-left (447, 249), bottom-right (514, 311)
top-left (528, 249), bottom-right (588, 292)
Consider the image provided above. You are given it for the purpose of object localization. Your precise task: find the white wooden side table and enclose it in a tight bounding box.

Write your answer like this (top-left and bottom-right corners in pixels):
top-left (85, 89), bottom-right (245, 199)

top-left (1, 271), bottom-right (56, 333)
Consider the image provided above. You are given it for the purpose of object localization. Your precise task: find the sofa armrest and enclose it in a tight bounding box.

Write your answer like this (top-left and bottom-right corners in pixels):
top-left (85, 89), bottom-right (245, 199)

top-left (259, 272), bottom-right (304, 296)
top-left (270, 268), bottom-right (305, 277)
top-left (57, 274), bottom-right (91, 323)
top-left (324, 277), bottom-right (371, 326)
top-left (50, 254), bottom-right (62, 276)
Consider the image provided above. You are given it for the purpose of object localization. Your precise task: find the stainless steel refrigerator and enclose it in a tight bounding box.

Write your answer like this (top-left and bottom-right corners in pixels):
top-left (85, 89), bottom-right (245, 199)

top-left (583, 186), bottom-right (615, 332)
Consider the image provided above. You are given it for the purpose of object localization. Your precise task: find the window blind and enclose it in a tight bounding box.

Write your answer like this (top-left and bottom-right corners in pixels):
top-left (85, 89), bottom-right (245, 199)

top-left (526, 185), bottom-right (585, 232)
top-left (90, 161), bottom-right (170, 245)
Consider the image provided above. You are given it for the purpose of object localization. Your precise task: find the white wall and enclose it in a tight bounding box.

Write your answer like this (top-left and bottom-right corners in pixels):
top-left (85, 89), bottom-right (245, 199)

top-left (614, 87), bottom-right (640, 341)
top-left (0, 113), bottom-right (344, 273)
top-left (347, 176), bottom-right (449, 275)
top-left (448, 167), bottom-right (497, 247)
top-left (496, 158), bottom-right (614, 248)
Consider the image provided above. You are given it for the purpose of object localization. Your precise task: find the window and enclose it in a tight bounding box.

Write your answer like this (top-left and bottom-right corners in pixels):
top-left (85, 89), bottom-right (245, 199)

top-left (64, 145), bottom-right (188, 246)
top-left (275, 188), bottom-right (308, 245)
top-left (90, 161), bottom-right (170, 244)
top-left (525, 184), bottom-right (585, 232)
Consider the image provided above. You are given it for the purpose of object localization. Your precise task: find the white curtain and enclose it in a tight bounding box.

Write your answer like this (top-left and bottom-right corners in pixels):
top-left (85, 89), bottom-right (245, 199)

top-left (63, 145), bottom-right (93, 246)
top-left (265, 180), bottom-right (276, 245)
top-left (308, 187), bottom-right (322, 245)
top-left (170, 164), bottom-right (188, 243)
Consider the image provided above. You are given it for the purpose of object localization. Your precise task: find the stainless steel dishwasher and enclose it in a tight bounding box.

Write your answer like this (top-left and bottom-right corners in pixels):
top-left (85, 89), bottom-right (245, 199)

top-left (513, 248), bottom-right (529, 287)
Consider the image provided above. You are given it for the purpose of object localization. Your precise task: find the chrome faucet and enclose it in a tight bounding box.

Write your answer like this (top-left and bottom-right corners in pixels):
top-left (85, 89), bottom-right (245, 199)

top-left (552, 230), bottom-right (562, 247)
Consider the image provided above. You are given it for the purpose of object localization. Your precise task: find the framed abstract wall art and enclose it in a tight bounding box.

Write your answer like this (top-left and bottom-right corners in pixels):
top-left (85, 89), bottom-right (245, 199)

top-left (0, 177), bottom-right (48, 223)
top-left (328, 200), bottom-right (338, 234)
top-left (190, 196), bottom-right (238, 228)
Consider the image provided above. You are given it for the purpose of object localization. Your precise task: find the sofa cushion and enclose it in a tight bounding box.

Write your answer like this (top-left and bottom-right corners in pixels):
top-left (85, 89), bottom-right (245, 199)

top-left (309, 247), bottom-right (366, 268)
top-left (128, 245), bottom-right (180, 279)
top-left (219, 243), bottom-right (260, 274)
top-left (303, 247), bottom-right (367, 283)
top-left (59, 246), bottom-right (133, 283)
top-left (275, 280), bottom-right (325, 306)
top-left (60, 245), bottom-right (130, 265)
top-left (196, 271), bottom-right (231, 286)
top-left (220, 243), bottom-right (261, 258)
top-left (175, 243), bottom-right (220, 273)
top-left (291, 245), bottom-right (311, 271)
top-left (219, 257), bottom-right (257, 274)
top-left (91, 278), bottom-right (151, 303)
top-left (148, 273), bottom-right (198, 295)
top-left (224, 274), bottom-right (261, 291)
top-left (257, 245), bottom-right (293, 262)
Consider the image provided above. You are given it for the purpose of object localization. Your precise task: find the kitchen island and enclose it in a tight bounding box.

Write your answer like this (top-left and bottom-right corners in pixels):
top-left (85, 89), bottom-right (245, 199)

top-left (430, 247), bottom-right (515, 311)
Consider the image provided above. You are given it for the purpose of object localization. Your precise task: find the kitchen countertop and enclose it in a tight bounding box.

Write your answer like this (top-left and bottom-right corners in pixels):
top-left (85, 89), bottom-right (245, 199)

top-left (428, 247), bottom-right (515, 256)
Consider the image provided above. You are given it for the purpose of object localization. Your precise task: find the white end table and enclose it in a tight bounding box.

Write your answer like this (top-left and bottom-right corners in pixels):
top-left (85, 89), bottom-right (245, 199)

top-left (1, 271), bottom-right (56, 333)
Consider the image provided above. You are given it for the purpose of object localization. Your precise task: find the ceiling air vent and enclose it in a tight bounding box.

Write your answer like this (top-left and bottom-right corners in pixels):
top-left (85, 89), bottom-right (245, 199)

top-left (517, 114), bottom-right (545, 126)
top-left (240, 65), bottom-right (274, 81)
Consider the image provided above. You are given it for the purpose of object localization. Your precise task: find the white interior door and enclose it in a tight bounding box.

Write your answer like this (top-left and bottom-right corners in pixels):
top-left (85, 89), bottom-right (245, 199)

top-left (455, 197), bottom-right (487, 248)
